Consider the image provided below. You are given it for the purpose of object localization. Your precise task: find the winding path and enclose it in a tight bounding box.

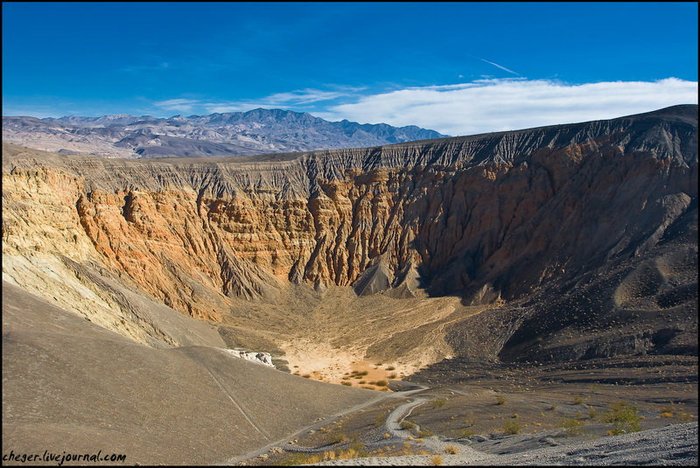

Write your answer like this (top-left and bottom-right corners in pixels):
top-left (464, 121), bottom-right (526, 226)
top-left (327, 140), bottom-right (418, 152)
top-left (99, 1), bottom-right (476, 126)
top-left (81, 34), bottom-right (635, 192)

top-left (220, 384), bottom-right (428, 465)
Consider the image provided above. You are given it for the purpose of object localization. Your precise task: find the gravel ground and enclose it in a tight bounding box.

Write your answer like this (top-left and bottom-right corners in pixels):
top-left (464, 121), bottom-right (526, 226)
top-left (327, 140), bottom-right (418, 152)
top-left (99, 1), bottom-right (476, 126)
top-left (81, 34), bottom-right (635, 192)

top-left (314, 422), bottom-right (698, 465)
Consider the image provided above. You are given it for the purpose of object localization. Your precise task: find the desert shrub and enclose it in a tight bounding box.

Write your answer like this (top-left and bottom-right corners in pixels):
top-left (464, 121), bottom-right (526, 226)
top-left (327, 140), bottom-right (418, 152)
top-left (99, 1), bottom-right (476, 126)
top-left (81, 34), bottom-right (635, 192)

top-left (388, 373), bottom-right (397, 379)
top-left (677, 411), bottom-right (694, 422)
top-left (432, 455), bottom-right (443, 466)
top-left (382, 432), bottom-right (391, 439)
top-left (458, 428), bottom-right (476, 438)
top-left (573, 395), bottom-right (584, 405)
top-left (374, 411), bottom-right (387, 427)
top-left (348, 440), bottom-right (368, 457)
top-left (558, 417), bottom-right (586, 436)
top-left (496, 395), bottom-right (506, 405)
top-left (282, 452), bottom-right (323, 465)
top-left (329, 432), bottom-right (348, 444)
top-left (301, 374), bottom-right (311, 378)
top-left (375, 380), bottom-right (388, 387)
top-left (341, 381), bottom-right (352, 386)
top-left (358, 380), bottom-right (366, 384)
top-left (601, 401), bottom-right (641, 435)
top-left (501, 419), bottom-right (521, 435)
top-left (417, 429), bottom-right (434, 437)
top-left (588, 407), bottom-right (598, 419)
top-left (430, 398), bottom-right (447, 409)
top-left (386, 366), bottom-right (395, 371)
top-left (445, 445), bottom-right (459, 454)
top-left (400, 420), bottom-right (417, 430)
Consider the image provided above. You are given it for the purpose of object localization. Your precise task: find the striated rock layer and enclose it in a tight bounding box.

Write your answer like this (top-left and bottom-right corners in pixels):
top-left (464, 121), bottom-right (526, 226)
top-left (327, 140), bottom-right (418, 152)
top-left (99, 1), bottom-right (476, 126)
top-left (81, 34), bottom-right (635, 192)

top-left (2, 105), bottom-right (697, 363)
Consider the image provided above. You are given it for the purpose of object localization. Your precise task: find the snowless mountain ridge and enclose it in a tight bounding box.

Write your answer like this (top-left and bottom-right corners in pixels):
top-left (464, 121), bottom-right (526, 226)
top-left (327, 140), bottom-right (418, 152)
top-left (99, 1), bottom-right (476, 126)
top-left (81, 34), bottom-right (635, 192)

top-left (2, 108), bottom-right (448, 158)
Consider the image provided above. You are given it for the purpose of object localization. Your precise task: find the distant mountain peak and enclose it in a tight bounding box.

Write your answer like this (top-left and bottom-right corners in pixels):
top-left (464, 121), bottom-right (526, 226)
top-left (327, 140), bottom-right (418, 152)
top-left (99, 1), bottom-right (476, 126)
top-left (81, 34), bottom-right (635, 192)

top-left (2, 109), bottom-right (448, 158)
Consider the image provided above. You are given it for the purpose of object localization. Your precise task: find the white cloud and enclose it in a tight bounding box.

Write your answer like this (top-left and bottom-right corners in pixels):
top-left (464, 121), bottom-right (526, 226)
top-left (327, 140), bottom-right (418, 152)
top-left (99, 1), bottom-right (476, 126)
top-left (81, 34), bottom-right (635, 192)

top-left (153, 87), bottom-right (359, 116)
top-left (316, 78), bottom-right (698, 136)
top-left (153, 98), bottom-right (201, 113)
top-left (263, 89), bottom-right (351, 105)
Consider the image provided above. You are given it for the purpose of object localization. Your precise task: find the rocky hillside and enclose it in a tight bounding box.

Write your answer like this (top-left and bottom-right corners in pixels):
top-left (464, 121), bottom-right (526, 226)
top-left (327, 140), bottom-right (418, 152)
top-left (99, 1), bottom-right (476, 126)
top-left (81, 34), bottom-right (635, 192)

top-left (2, 105), bottom-right (697, 366)
top-left (2, 108), bottom-right (447, 158)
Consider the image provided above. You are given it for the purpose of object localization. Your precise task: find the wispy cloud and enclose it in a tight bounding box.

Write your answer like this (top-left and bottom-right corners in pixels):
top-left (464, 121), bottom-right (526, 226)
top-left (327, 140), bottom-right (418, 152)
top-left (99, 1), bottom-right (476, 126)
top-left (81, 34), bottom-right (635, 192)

top-left (153, 98), bottom-right (201, 113)
top-left (152, 86), bottom-right (362, 115)
top-left (480, 58), bottom-right (520, 76)
top-left (315, 78), bottom-right (698, 135)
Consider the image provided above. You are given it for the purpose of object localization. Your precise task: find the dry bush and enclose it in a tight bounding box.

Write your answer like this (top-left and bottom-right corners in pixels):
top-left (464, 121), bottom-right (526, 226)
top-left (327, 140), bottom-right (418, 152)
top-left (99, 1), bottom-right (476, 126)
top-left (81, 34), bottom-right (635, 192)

top-left (501, 419), bottom-right (521, 435)
top-left (430, 398), bottom-right (447, 409)
top-left (400, 420), bottom-right (417, 430)
top-left (558, 417), bottom-right (586, 436)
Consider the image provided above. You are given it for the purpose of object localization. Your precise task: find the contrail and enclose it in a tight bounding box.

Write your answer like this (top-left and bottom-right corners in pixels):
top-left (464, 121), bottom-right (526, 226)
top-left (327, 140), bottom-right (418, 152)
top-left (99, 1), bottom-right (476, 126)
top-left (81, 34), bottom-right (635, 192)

top-left (480, 58), bottom-right (520, 76)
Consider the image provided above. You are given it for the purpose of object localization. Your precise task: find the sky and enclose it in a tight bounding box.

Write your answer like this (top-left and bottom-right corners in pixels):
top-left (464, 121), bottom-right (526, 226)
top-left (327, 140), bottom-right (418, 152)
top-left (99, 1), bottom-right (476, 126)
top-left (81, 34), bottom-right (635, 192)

top-left (2, 2), bottom-right (698, 136)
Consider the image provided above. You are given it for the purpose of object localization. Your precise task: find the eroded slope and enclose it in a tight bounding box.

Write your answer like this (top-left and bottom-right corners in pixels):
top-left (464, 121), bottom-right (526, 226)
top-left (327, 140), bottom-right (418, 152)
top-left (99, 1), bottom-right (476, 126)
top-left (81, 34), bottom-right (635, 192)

top-left (2, 105), bottom-right (697, 374)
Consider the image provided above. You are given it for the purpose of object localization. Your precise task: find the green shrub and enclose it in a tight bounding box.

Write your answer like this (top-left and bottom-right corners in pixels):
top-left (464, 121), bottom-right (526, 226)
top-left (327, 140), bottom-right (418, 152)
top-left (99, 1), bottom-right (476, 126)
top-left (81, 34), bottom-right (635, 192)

top-left (329, 432), bottom-right (349, 444)
top-left (501, 419), bottom-right (521, 435)
top-left (601, 401), bottom-right (641, 435)
top-left (558, 417), bottom-right (586, 436)
top-left (458, 428), bottom-right (476, 438)
top-left (400, 420), bottom-right (417, 430)
top-left (430, 398), bottom-right (447, 408)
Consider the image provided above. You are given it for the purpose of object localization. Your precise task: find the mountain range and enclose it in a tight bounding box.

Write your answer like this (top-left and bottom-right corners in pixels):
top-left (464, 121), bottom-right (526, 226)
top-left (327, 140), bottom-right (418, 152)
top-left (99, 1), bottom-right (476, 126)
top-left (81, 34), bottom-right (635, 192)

top-left (2, 108), bottom-right (447, 158)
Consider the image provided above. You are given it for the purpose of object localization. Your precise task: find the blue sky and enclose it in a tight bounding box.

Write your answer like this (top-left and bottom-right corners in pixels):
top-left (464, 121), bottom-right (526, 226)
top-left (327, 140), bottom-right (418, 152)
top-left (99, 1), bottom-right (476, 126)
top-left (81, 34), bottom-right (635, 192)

top-left (3, 2), bottom-right (698, 135)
